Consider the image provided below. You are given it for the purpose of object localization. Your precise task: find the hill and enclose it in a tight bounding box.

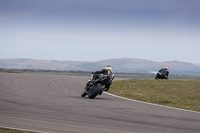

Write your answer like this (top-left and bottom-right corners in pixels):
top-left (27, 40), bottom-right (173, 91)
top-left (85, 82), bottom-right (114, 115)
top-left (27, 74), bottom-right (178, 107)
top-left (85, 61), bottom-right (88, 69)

top-left (0, 58), bottom-right (200, 75)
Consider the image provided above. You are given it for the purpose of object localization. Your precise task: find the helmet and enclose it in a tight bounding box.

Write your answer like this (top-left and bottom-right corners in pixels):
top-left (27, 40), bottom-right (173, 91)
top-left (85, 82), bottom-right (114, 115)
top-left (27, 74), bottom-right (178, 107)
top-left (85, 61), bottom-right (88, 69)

top-left (105, 65), bottom-right (112, 70)
top-left (164, 66), bottom-right (168, 69)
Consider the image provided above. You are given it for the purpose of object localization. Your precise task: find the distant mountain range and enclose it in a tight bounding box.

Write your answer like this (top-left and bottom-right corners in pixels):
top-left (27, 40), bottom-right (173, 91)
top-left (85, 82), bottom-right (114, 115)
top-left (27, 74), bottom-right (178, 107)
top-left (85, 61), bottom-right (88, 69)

top-left (0, 58), bottom-right (200, 75)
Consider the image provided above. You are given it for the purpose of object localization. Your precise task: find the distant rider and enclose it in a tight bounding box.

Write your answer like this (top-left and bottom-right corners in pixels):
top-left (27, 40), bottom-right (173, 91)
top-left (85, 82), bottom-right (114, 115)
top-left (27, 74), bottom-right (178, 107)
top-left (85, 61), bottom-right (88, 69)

top-left (155, 66), bottom-right (169, 79)
top-left (91, 65), bottom-right (115, 92)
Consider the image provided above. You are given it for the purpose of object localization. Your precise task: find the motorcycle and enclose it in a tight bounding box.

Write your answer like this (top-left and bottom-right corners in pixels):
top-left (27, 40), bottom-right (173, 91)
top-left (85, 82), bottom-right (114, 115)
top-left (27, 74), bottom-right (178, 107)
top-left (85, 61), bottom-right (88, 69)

top-left (81, 74), bottom-right (109, 99)
top-left (155, 72), bottom-right (168, 79)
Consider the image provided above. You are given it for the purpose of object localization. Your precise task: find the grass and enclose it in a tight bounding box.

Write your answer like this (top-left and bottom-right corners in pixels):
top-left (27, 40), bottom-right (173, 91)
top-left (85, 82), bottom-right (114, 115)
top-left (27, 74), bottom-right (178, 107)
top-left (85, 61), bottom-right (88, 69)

top-left (115, 73), bottom-right (200, 80)
top-left (0, 128), bottom-right (33, 133)
top-left (0, 71), bottom-right (20, 73)
top-left (109, 79), bottom-right (200, 112)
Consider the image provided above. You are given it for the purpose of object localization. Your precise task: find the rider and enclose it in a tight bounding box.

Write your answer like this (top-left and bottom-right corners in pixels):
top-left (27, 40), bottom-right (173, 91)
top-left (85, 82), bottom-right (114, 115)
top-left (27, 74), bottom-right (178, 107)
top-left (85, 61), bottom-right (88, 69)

top-left (92, 65), bottom-right (115, 92)
top-left (157, 66), bottom-right (169, 79)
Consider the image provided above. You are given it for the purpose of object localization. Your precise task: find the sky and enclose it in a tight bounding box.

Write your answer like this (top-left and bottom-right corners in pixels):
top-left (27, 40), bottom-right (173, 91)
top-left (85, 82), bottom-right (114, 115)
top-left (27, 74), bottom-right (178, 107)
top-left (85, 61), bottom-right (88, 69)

top-left (0, 0), bottom-right (200, 64)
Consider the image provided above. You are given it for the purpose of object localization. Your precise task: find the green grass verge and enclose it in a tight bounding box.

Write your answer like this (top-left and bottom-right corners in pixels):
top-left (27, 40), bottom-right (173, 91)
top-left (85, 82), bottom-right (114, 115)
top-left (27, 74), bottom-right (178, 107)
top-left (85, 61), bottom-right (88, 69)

top-left (109, 79), bottom-right (200, 112)
top-left (0, 71), bottom-right (20, 73)
top-left (0, 128), bottom-right (33, 133)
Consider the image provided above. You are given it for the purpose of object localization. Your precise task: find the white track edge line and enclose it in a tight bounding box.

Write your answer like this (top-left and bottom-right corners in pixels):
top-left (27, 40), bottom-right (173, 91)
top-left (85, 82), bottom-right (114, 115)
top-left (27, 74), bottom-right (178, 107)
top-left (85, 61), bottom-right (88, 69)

top-left (104, 92), bottom-right (200, 114)
top-left (0, 125), bottom-right (47, 133)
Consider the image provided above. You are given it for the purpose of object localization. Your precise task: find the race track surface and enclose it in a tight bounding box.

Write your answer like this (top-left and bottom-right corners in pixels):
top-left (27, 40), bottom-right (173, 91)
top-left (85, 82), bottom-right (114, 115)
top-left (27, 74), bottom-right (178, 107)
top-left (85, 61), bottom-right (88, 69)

top-left (0, 73), bottom-right (200, 133)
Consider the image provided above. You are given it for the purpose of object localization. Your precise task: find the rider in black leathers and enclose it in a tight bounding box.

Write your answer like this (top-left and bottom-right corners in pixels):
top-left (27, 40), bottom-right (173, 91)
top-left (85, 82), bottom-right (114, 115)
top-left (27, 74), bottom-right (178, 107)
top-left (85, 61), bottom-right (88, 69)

top-left (91, 65), bottom-right (115, 91)
top-left (82, 65), bottom-right (114, 97)
top-left (155, 66), bottom-right (169, 79)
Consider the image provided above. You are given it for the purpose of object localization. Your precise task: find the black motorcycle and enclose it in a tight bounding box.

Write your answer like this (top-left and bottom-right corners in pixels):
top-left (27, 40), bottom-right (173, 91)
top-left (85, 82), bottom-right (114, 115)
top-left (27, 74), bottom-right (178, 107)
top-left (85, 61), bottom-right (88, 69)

top-left (81, 74), bottom-right (109, 99)
top-left (155, 72), bottom-right (168, 79)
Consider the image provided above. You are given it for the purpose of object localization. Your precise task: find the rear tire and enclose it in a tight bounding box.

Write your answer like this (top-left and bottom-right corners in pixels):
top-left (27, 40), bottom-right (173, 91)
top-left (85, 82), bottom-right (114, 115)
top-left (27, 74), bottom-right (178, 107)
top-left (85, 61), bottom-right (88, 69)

top-left (88, 83), bottom-right (102, 99)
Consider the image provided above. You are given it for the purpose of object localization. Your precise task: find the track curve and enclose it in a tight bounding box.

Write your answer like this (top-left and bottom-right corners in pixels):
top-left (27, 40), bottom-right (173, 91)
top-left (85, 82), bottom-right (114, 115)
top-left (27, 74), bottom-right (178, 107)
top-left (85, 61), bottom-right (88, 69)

top-left (0, 73), bottom-right (200, 133)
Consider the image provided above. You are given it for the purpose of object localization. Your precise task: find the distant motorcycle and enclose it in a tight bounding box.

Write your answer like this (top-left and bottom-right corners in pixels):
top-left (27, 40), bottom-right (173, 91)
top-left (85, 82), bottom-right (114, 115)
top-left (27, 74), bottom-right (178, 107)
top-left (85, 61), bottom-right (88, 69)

top-left (81, 74), bottom-right (109, 99)
top-left (155, 72), bottom-right (168, 79)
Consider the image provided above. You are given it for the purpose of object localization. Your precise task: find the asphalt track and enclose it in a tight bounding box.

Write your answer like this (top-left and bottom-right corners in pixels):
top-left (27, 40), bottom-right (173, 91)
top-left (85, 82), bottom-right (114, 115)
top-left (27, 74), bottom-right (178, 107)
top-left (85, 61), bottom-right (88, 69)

top-left (0, 73), bottom-right (200, 133)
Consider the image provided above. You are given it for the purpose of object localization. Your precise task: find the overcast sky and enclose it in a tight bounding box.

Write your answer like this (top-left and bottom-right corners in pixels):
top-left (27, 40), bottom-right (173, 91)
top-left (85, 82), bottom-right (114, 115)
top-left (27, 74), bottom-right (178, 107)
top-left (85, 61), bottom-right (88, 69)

top-left (0, 0), bottom-right (200, 64)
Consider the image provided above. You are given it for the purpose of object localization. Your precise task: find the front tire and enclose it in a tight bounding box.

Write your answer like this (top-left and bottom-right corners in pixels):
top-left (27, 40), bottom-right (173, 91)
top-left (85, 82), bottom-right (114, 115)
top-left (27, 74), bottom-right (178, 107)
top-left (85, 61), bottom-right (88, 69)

top-left (88, 83), bottom-right (102, 99)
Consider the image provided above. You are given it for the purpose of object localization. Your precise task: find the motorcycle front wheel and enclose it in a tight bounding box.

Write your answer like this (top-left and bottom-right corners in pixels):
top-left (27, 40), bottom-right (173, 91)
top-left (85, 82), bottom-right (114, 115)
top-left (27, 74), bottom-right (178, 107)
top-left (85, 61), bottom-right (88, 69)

top-left (88, 83), bottom-right (102, 99)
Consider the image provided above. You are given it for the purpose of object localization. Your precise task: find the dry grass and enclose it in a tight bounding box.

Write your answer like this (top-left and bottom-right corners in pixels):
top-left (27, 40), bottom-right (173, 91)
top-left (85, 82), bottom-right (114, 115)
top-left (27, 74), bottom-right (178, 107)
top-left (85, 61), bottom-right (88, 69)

top-left (109, 79), bottom-right (200, 112)
top-left (0, 128), bottom-right (32, 133)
